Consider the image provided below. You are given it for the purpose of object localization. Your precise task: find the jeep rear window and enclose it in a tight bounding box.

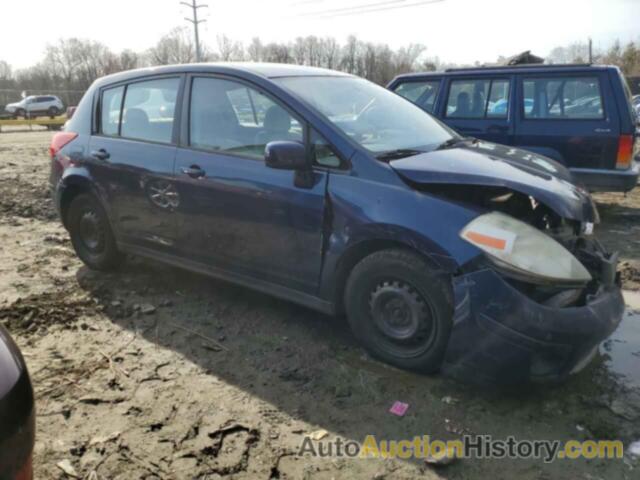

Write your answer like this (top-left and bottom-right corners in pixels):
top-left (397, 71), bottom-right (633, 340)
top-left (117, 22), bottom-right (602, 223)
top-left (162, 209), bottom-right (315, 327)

top-left (523, 76), bottom-right (604, 119)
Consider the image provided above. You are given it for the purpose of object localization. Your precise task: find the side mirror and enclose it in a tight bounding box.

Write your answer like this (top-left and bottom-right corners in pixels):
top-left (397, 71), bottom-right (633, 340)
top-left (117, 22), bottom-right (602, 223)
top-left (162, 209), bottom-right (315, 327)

top-left (265, 141), bottom-right (308, 170)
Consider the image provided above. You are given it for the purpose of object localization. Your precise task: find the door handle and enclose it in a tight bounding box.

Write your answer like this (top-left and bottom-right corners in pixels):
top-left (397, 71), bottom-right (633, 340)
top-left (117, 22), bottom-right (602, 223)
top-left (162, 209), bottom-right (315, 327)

top-left (181, 165), bottom-right (206, 179)
top-left (488, 125), bottom-right (509, 133)
top-left (91, 149), bottom-right (110, 161)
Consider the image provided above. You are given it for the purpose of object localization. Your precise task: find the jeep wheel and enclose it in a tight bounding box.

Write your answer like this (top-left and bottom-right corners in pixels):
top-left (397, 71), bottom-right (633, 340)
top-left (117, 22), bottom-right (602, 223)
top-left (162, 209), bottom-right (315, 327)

top-left (345, 249), bottom-right (453, 373)
top-left (67, 193), bottom-right (123, 271)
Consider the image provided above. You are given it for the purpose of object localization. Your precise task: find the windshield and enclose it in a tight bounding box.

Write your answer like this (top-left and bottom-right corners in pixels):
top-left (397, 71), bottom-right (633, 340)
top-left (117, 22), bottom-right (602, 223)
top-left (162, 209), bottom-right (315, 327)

top-left (275, 76), bottom-right (455, 155)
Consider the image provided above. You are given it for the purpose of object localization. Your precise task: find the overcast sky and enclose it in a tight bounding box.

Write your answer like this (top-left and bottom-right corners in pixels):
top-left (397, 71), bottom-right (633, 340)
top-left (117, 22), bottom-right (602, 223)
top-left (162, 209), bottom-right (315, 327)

top-left (1, 0), bottom-right (638, 69)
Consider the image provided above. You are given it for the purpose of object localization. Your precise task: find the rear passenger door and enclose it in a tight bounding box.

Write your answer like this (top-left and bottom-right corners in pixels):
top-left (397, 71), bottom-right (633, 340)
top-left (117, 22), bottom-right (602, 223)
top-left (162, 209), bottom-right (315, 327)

top-left (88, 76), bottom-right (183, 253)
top-left (513, 73), bottom-right (618, 170)
top-left (441, 76), bottom-right (514, 144)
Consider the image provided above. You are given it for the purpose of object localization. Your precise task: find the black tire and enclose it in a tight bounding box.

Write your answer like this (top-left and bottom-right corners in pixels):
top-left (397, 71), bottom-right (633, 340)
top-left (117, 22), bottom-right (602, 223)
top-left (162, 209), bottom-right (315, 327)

top-left (15, 108), bottom-right (26, 119)
top-left (48, 106), bottom-right (59, 118)
top-left (67, 193), bottom-right (123, 271)
top-left (345, 249), bottom-right (453, 373)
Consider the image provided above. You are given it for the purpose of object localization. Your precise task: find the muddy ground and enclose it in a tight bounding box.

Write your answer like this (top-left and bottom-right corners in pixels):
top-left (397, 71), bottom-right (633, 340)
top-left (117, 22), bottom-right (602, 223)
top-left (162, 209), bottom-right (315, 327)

top-left (0, 129), bottom-right (639, 480)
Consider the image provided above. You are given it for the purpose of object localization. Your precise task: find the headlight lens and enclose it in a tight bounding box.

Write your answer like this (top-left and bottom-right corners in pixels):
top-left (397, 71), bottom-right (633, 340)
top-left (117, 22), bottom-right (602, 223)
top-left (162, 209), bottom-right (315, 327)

top-left (460, 212), bottom-right (592, 284)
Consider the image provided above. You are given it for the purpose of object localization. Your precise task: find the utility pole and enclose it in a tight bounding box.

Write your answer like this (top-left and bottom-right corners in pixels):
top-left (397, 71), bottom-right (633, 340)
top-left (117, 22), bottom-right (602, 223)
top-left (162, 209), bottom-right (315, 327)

top-left (588, 37), bottom-right (593, 63)
top-left (181, 0), bottom-right (208, 62)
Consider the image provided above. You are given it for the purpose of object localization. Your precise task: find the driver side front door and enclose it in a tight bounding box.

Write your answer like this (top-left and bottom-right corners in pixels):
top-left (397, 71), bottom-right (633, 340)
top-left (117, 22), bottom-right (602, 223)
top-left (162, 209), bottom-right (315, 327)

top-left (173, 75), bottom-right (328, 294)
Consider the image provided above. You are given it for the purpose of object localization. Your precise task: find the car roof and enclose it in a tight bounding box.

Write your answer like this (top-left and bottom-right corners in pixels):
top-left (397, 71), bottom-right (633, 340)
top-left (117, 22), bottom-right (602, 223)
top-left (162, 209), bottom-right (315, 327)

top-left (95, 62), bottom-right (351, 87)
top-left (392, 64), bottom-right (619, 81)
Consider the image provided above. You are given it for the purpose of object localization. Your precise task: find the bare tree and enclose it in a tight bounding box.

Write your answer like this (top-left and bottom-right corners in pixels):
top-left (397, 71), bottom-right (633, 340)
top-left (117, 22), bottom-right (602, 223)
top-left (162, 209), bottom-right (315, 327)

top-left (217, 34), bottom-right (244, 62)
top-left (148, 28), bottom-right (196, 65)
top-left (321, 37), bottom-right (340, 69)
top-left (247, 37), bottom-right (264, 62)
top-left (263, 43), bottom-right (292, 63)
top-left (118, 50), bottom-right (142, 71)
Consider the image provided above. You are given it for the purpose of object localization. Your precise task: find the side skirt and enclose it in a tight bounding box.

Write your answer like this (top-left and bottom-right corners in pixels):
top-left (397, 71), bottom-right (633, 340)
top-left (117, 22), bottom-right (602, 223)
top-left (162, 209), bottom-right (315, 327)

top-left (119, 242), bottom-right (336, 316)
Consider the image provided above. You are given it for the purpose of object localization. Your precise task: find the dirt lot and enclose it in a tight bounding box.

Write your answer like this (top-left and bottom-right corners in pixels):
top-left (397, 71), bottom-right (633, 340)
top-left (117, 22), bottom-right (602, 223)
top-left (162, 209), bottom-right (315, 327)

top-left (1, 130), bottom-right (639, 479)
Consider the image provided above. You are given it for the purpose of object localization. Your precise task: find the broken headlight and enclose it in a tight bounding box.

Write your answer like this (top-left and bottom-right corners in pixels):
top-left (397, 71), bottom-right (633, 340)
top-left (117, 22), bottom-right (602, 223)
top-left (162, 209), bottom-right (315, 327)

top-left (460, 212), bottom-right (592, 285)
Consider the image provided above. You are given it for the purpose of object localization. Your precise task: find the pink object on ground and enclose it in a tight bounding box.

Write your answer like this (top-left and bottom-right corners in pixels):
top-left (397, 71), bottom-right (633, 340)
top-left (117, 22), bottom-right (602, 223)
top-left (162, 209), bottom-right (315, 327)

top-left (389, 401), bottom-right (409, 416)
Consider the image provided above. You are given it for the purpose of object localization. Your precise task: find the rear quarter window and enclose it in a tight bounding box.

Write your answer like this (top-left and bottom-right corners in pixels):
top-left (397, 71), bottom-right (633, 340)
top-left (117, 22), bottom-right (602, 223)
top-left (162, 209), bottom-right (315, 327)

top-left (100, 86), bottom-right (125, 136)
top-left (522, 76), bottom-right (604, 119)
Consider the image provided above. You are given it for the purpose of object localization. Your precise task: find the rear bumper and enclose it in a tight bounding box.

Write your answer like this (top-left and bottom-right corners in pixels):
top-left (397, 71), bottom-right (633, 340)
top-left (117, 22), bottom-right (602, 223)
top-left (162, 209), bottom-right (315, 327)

top-left (442, 269), bottom-right (624, 384)
top-left (570, 162), bottom-right (639, 193)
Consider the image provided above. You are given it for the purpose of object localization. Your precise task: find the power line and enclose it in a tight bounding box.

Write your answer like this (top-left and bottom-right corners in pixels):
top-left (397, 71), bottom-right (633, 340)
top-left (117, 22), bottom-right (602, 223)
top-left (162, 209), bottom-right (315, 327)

top-left (302, 0), bottom-right (445, 19)
top-left (297, 0), bottom-right (407, 17)
top-left (181, 0), bottom-right (208, 62)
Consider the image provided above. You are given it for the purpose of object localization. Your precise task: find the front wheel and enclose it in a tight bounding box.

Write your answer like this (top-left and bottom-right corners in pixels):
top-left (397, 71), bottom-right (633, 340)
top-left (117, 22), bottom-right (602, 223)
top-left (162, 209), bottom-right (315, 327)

top-left (345, 249), bottom-right (454, 373)
top-left (67, 193), bottom-right (123, 271)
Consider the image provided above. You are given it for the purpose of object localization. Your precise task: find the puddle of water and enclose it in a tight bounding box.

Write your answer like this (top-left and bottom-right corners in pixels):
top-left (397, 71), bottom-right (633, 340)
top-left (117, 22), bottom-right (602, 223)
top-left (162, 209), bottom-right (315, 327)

top-left (599, 291), bottom-right (640, 389)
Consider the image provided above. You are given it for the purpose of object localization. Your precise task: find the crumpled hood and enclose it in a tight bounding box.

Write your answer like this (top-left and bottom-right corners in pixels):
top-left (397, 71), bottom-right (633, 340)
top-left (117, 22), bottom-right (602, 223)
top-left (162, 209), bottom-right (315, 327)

top-left (390, 141), bottom-right (598, 223)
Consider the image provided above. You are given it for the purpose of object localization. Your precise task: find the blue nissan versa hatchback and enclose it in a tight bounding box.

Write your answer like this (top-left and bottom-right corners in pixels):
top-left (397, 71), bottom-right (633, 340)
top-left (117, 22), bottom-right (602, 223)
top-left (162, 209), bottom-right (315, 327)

top-left (50, 64), bottom-right (625, 383)
top-left (389, 64), bottom-right (639, 192)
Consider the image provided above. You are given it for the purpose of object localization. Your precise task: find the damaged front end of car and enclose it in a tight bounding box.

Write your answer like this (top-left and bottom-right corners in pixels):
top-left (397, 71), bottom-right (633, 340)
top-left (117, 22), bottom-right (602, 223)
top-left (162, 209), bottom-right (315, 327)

top-left (439, 186), bottom-right (622, 384)
top-left (390, 145), bottom-right (625, 384)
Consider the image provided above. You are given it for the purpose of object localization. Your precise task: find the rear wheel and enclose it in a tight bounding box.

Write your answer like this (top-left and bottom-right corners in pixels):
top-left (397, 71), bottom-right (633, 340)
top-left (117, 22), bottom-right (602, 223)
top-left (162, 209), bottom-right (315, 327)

top-left (67, 193), bottom-right (122, 271)
top-left (47, 106), bottom-right (59, 118)
top-left (345, 249), bottom-right (453, 373)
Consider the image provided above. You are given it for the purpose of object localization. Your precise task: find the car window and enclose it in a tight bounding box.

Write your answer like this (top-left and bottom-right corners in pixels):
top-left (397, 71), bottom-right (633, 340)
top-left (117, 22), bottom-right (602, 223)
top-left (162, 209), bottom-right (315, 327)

top-left (189, 77), bottom-right (303, 159)
top-left (447, 79), bottom-right (489, 118)
top-left (100, 86), bottom-right (124, 136)
top-left (523, 76), bottom-right (604, 119)
top-left (446, 78), bottom-right (510, 119)
top-left (311, 129), bottom-right (341, 168)
top-left (393, 80), bottom-right (440, 113)
top-left (276, 76), bottom-right (453, 154)
top-left (121, 78), bottom-right (179, 143)
top-left (486, 80), bottom-right (510, 118)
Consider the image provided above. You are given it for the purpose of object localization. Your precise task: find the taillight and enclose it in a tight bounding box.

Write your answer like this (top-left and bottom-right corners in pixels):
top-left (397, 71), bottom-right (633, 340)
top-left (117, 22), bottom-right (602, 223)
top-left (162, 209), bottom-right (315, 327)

top-left (616, 135), bottom-right (633, 169)
top-left (14, 453), bottom-right (33, 480)
top-left (48, 132), bottom-right (78, 159)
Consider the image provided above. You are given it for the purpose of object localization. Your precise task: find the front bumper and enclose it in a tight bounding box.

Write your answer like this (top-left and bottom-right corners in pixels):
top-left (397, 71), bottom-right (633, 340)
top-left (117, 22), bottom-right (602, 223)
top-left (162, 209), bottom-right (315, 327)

top-left (442, 269), bottom-right (624, 384)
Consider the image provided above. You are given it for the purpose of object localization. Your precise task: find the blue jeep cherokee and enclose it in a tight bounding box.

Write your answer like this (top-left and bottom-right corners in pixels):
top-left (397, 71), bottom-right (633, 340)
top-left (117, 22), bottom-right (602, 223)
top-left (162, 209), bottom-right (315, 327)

top-left (50, 64), bottom-right (624, 383)
top-left (389, 64), bottom-right (639, 192)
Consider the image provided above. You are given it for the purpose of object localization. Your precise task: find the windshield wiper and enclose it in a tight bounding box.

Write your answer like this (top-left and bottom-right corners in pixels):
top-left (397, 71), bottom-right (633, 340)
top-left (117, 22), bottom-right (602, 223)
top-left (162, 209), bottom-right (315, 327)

top-left (376, 148), bottom-right (425, 161)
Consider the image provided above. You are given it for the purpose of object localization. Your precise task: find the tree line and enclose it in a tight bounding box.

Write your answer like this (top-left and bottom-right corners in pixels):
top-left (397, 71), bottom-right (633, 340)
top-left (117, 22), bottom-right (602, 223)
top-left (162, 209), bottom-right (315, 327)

top-left (1, 29), bottom-right (639, 108)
